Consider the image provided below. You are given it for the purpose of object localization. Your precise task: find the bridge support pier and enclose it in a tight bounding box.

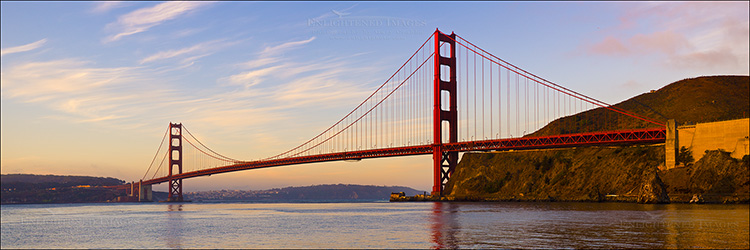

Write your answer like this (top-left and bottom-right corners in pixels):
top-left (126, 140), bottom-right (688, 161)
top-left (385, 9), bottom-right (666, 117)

top-left (138, 180), bottom-right (152, 202)
top-left (432, 30), bottom-right (458, 197)
top-left (665, 119), bottom-right (678, 169)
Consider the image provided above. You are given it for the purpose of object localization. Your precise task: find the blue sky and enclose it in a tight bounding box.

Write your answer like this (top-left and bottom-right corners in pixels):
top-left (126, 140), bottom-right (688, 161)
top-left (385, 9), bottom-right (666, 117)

top-left (2, 1), bottom-right (748, 191)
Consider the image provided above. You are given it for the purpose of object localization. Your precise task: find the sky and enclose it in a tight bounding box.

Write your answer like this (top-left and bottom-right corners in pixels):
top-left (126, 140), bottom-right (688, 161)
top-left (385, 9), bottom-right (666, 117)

top-left (2, 1), bottom-right (748, 192)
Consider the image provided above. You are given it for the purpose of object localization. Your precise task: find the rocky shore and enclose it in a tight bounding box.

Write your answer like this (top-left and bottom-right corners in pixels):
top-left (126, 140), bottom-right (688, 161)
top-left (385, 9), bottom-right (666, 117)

top-left (441, 146), bottom-right (748, 204)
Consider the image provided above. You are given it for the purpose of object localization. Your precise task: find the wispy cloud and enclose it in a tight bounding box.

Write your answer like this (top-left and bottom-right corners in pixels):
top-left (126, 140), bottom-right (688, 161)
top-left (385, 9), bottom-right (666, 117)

top-left (91, 1), bottom-right (126, 14)
top-left (1, 39), bottom-right (47, 56)
top-left (0, 59), bottom-right (174, 128)
top-left (206, 35), bottom-right (383, 144)
top-left (140, 44), bottom-right (203, 64)
top-left (139, 39), bottom-right (240, 66)
top-left (269, 66), bottom-right (372, 110)
top-left (260, 37), bottom-right (316, 56)
top-left (0, 56), bottom-right (299, 135)
top-left (2, 34), bottom-right (376, 159)
top-left (171, 27), bottom-right (207, 39)
top-left (239, 57), bottom-right (280, 69)
top-left (224, 53), bottom-right (376, 111)
top-left (222, 37), bottom-right (317, 88)
top-left (226, 64), bottom-right (286, 88)
top-left (200, 53), bottom-right (378, 156)
top-left (104, 1), bottom-right (212, 43)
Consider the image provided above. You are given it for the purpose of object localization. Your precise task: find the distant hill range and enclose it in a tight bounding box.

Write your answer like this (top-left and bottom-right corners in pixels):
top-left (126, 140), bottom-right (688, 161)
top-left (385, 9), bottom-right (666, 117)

top-left (1, 174), bottom-right (125, 188)
top-left (1, 174), bottom-right (426, 203)
top-left (532, 75), bottom-right (749, 136)
top-left (1, 174), bottom-right (127, 204)
top-left (186, 184), bottom-right (426, 201)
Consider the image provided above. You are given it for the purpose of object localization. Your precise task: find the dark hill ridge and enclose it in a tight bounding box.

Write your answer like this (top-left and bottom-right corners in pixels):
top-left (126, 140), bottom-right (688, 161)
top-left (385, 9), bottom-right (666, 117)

top-left (1, 174), bottom-right (127, 204)
top-left (187, 184), bottom-right (426, 201)
top-left (532, 75), bottom-right (749, 136)
top-left (3, 174), bottom-right (427, 203)
top-left (447, 75), bottom-right (750, 203)
top-left (271, 184), bottom-right (425, 200)
top-left (1, 174), bottom-right (124, 189)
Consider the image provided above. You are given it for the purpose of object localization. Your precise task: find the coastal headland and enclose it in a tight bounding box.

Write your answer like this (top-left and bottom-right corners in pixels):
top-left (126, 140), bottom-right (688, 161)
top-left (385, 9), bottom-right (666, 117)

top-left (394, 76), bottom-right (749, 203)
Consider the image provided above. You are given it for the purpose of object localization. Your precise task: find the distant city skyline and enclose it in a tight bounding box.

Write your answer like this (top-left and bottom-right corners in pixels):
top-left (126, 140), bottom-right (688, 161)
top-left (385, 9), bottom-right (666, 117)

top-left (2, 1), bottom-right (748, 191)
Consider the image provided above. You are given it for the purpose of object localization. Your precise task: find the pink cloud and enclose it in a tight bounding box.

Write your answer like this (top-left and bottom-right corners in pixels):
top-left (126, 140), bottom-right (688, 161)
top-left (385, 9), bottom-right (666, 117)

top-left (583, 2), bottom-right (748, 72)
top-left (667, 48), bottom-right (740, 70)
top-left (587, 36), bottom-right (629, 55)
top-left (586, 31), bottom-right (690, 56)
top-left (630, 30), bottom-right (691, 55)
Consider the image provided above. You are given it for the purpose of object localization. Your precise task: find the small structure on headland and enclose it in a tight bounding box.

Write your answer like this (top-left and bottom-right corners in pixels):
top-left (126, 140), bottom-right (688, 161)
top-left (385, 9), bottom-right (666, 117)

top-left (689, 194), bottom-right (704, 204)
top-left (390, 192), bottom-right (447, 202)
top-left (115, 180), bottom-right (153, 202)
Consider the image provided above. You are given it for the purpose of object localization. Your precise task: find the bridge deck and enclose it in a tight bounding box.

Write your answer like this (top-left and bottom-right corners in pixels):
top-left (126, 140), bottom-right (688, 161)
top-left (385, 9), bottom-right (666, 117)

top-left (137, 128), bottom-right (665, 186)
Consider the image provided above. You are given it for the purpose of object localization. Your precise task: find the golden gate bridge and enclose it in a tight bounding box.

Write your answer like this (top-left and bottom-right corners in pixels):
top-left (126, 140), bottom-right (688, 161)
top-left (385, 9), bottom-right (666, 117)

top-left (116, 29), bottom-right (666, 201)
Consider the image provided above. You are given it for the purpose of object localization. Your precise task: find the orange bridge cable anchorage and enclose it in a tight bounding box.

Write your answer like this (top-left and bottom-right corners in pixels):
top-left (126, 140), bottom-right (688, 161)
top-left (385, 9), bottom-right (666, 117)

top-left (447, 32), bottom-right (665, 127)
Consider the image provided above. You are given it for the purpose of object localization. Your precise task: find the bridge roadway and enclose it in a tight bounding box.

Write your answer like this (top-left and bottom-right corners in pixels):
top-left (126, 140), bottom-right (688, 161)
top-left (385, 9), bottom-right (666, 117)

top-left (134, 128), bottom-right (665, 186)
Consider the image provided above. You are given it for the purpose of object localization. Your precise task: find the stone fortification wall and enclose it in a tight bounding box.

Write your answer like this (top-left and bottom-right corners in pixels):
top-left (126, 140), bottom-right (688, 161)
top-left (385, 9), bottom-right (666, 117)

top-left (678, 118), bottom-right (749, 161)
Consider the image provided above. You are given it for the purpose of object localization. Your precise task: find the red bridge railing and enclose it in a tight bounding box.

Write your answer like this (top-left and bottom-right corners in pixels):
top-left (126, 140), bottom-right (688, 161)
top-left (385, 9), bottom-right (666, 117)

top-left (138, 128), bottom-right (665, 186)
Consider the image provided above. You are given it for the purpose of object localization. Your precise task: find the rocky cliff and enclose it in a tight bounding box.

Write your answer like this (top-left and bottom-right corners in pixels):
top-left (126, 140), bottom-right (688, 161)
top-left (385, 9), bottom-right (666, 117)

top-left (443, 147), bottom-right (748, 203)
top-left (661, 151), bottom-right (749, 203)
top-left (443, 145), bottom-right (667, 202)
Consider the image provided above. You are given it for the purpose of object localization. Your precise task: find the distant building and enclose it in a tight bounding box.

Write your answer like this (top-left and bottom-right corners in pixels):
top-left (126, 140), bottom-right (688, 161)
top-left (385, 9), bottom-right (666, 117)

top-left (390, 192), bottom-right (405, 200)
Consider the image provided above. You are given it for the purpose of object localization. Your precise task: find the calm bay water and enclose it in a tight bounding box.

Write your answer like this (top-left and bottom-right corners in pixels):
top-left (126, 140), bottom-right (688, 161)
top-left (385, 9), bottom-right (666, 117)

top-left (1, 201), bottom-right (748, 249)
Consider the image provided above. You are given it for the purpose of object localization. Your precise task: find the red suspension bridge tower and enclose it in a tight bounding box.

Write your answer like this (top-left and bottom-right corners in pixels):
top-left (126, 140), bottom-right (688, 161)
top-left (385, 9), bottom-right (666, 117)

top-left (168, 123), bottom-right (183, 202)
top-left (432, 30), bottom-right (458, 196)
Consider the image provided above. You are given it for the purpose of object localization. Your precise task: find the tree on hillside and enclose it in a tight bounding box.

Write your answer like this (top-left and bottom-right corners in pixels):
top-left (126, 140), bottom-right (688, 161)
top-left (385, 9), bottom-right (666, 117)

top-left (677, 146), bottom-right (694, 166)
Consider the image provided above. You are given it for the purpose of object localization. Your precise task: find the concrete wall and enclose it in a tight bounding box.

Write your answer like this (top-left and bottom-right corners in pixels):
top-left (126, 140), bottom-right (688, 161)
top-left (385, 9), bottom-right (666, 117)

top-left (677, 118), bottom-right (749, 162)
top-left (138, 182), bottom-right (153, 202)
top-left (665, 120), bottom-right (678, 169)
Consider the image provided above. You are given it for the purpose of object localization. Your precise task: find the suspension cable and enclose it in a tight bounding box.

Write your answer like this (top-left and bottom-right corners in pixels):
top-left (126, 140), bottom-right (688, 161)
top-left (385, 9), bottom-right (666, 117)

top-left (151, 150), bottom-right (169, 180)
top-left (286, 52), bottom-right (435, 158)
top-left (266, 32), bottom-right (435, 160)
top-left (445, 32), bottom-right (664, 127)
top-left (142, 125), bottom-right (169, 181)
top-left (182, 136), bottom-right (236, 163)
top-left (183, 125), bottom-right (242, 163)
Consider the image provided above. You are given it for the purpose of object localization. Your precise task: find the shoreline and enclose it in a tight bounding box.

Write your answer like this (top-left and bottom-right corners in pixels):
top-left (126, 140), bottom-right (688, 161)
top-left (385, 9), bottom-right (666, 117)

top-left (390, 193), bottom-right (750, 204)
